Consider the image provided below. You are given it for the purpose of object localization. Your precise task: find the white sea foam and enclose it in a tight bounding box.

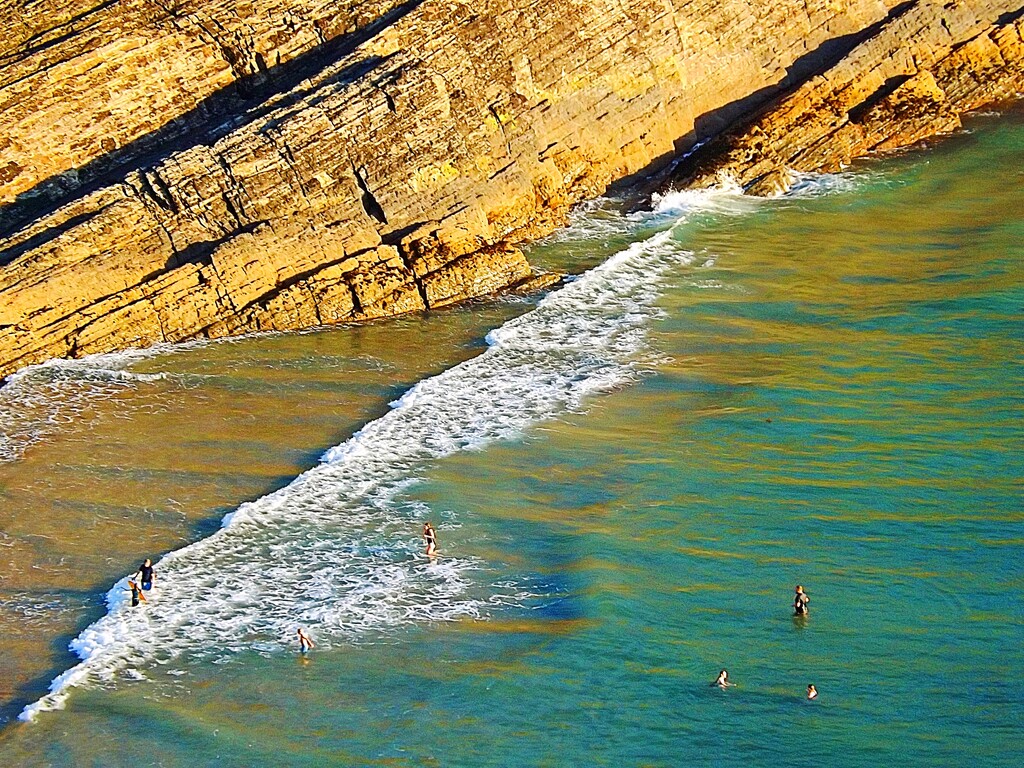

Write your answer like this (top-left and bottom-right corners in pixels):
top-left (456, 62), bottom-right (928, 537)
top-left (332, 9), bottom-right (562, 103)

top-left (541, 197), bottom-right (637, 243)
top-left (785, 170), bottom-right (865, 197)
top-left (18, 181), bottom-right (796, 722)
top-left (0, 345), bottom-right (201, 463)
top-left (652, 178), bottom-right (748, 214)
top-left (653, 167), bottom-right (867, 208)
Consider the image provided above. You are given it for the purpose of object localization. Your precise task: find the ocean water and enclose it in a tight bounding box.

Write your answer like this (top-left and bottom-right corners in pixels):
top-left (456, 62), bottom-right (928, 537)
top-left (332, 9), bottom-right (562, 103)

top-left (0, 109), bottom-right (1021, 765)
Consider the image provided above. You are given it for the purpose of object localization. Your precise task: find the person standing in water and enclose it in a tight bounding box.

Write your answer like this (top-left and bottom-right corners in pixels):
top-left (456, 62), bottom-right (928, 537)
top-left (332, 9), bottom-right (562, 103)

top-left (807, 684), bottom-right (818, 700)
top-left (297, 628), bottom-right (315, 653)
top-left (711, 669), bottom-right (735, 688)
top-left (793, 584), bottom-right (809, 616)
top-left (133, 558), bottom-right (155, 591)
top-left (423, 522), bottom-right (438, 557)
top-left (127, 581), bottom-right (146, 607)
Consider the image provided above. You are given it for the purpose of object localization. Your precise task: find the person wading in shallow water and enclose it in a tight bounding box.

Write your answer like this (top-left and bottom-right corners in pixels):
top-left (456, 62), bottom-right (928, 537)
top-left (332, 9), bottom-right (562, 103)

top-left (423, 522), bottom-right (438, 557)
top-left (711, 669), bottom-right (735, 688)
top-left (297, 628), bottom-right (315, 652)
top-left (793, 584), bottom-right (809, 617)
top-left (127, 581), bottom-right (146, 607)
top-left (133, 558), bottom-right (155, 592)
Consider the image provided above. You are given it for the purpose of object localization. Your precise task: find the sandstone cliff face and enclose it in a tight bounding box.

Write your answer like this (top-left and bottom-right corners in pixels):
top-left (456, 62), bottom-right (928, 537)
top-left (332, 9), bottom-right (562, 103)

top-left (0, 0), bottom-right (411, 207)
top-left (3, 0), bottom-right (1006, 378)
top-left (667, 1), bottom-right (1024, 195)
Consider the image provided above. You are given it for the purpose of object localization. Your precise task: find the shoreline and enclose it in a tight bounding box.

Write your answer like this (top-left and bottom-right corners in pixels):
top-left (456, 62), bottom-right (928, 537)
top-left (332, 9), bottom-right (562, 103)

top-left (0, 105), bottom-right (1019, 761)
top-left (2, 102), bottom-right (1015, 729)
top-left (5, 1), bottom-right (1020, 377)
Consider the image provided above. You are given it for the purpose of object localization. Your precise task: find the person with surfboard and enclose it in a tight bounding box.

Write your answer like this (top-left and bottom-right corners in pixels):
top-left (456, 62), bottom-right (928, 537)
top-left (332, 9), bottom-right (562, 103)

top-left (423, 522), bottom-right (438, 557)
top-left (127, 580), bottom-right (147, 607)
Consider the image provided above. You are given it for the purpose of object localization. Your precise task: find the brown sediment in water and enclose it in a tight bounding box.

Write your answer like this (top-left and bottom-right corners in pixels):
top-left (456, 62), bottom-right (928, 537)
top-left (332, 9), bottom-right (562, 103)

top-left (0, 309), bottom-right (521, 729)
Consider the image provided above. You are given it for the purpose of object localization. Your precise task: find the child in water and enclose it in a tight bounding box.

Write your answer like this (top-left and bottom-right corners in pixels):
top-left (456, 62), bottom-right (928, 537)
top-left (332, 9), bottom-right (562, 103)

top-left (126, 581), bottom-right (146, 607)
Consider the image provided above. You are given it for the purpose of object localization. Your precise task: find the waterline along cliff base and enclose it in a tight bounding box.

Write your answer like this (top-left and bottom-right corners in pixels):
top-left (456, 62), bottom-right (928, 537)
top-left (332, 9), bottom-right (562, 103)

top-left (1, 0), bottom-right (1021, 378)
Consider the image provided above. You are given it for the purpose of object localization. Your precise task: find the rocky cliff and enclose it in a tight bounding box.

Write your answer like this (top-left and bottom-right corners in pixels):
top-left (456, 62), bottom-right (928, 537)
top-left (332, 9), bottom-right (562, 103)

top-left (0, 0), bottom-right (1019, 378)
top-left (666, 1), bottom-right (1024, 194)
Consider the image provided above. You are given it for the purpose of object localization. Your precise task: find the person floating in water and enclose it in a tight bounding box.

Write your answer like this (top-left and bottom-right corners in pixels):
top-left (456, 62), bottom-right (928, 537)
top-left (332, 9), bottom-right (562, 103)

top-left (127, 580), bottom-right (146, 607)
top-left (423, 522), bottom-right (438, 557)
top-left (133, 558), bottom-right (155, 591)
top-left (297, 628), bottom-right (315, 653)
top-left (711, 669), bottom-right (735, 688)
top-left (807, 684), bottom-right (818, 700)
top-left (793, 584), bottom-right (809, 617)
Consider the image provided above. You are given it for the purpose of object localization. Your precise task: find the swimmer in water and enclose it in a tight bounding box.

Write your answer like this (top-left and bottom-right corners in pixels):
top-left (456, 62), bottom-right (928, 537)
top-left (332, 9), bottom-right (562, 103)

top-left (793, 584), bottom-right (809, 617)
top-left (423, 522), bottom-right (438, 557)
top-left (711, 669), bottom-right (735, 688)
top-left (133, 558), bottom-right (155, 591)
top-left (297, 628), bottom-right (315, 653)
top-left (807, 684), bottom-right (818, 700)
top-left (127, 580), bottom-right (146, 607)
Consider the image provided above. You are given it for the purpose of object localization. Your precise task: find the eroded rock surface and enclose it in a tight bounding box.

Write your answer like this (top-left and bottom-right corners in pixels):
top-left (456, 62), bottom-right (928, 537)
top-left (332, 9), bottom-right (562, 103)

top-left (2, 0), bottom-right (1018, 377)
top-left (668, 1), bottom-right (1024, 195)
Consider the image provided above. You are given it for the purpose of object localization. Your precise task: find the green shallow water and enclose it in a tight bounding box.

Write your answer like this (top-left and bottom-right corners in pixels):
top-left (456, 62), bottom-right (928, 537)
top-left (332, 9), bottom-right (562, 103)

top-left (1, 111), bottom-right (1022, 765)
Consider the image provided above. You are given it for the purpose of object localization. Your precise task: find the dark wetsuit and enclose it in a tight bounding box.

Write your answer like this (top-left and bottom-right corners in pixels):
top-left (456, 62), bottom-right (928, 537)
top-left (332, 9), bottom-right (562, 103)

top-left (129, 584), bottom-right (142, 607)
top-left (794, 592), bottom-right (809, 616)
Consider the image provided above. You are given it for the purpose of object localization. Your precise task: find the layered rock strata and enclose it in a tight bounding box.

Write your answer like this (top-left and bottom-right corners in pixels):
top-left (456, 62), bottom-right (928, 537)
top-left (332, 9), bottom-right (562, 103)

top-left (0, 0), bottom-right (413, 208)
top-left (2, 0), bottom-right (1017, 378)
top-left (668, 1), bottom-right (1024, 195)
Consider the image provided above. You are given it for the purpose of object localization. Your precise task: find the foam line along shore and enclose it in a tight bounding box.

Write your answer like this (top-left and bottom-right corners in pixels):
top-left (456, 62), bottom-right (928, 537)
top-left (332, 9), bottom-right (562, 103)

top-left (17, 174), bottom-right (862, 723)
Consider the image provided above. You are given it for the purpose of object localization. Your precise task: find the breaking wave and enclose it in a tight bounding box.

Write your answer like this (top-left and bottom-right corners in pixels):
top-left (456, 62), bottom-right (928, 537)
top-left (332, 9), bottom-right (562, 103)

top-left (19, 175), bottom-right (854, 721)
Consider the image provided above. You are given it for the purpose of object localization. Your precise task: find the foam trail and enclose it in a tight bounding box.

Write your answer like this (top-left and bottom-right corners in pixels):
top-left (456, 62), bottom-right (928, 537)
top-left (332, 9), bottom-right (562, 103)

top-left (19, 185), bottom-right (752, 722)
top-left (0, 345), bottom-right (200, 463)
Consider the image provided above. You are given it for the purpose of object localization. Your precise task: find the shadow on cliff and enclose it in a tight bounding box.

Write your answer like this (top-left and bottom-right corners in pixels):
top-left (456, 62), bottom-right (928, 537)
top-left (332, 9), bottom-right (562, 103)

top-left (606, 1), bottom-right (917, 206)
top-left (2, 0), bottom-right (919, 257)
top-left (0, 0), bottom-right (426, 249)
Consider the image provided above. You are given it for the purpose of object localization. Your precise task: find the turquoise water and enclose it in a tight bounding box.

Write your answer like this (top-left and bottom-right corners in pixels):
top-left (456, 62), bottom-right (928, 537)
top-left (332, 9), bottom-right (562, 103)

top-left (1, 110), bottom-right (1022, 765)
